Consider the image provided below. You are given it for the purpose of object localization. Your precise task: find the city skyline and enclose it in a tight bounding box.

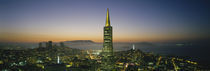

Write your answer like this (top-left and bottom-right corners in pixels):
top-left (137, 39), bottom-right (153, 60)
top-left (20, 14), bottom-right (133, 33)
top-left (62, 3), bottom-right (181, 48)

top-left (0, 0), bottom-right (210, 70)
top-left (0, 0), bottom-right (210, 42)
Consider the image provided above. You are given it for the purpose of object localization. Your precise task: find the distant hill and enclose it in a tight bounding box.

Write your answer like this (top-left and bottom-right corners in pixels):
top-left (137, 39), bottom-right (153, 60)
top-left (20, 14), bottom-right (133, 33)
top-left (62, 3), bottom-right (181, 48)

top-left (64, 40), bottom-right (95, 44)
top-left (63, 40), bottom-right (101, 50)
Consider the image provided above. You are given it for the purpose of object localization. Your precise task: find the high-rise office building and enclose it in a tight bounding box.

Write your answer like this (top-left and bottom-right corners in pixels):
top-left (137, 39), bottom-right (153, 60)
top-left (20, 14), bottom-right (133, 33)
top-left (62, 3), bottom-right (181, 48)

top-left (47, 41), bottom-right (53, 48)
top-left (102, 8), bottom-right (113, 57)
top-left (39, 42), bottom-right (42, 48)
top-left (101, 8), bottom-right (114, 71)
top-left (46, 42), bottom-right (49, 48)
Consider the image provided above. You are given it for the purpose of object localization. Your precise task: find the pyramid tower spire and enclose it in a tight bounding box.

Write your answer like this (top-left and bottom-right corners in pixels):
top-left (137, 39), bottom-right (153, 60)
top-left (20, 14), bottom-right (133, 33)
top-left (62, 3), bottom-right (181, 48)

top-left (103, 8), bottom-right (113, 57)
top-left (102, 8), bottom-right (113, 70)
top-left (106, 8), bottom-right (110, 27)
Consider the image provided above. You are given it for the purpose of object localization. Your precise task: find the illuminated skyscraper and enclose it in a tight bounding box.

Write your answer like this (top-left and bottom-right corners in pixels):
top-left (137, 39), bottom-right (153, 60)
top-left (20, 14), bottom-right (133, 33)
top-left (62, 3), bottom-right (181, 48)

top-left (101, 8), bottom-right (114, 70)
top-left (48, 41), bottom-right (53, 48)
top-left (46, 41), bottom-right (53, 48)
top-left (102, 8), bottom-right (113, 57)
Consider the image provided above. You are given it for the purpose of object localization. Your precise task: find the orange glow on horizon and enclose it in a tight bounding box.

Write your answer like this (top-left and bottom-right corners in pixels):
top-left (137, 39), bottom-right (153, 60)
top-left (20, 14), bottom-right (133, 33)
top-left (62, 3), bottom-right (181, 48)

top-left (0, 33), bottom-right (198, 43)
top-left (0, 30), bottom-right (203, 43)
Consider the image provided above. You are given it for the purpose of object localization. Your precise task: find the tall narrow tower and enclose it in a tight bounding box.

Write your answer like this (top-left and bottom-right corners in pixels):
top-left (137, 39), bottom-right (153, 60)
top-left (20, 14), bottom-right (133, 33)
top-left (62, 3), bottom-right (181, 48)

top-left (102, 8), bottom-right (113, 57)
top-left (100, 8), bottom-right (114, 71)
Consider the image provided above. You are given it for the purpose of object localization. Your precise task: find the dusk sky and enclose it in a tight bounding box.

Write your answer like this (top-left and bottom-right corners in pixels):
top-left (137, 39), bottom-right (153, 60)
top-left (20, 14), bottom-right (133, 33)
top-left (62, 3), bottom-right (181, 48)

top-left (0, 0), bottom-right (210, 42)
